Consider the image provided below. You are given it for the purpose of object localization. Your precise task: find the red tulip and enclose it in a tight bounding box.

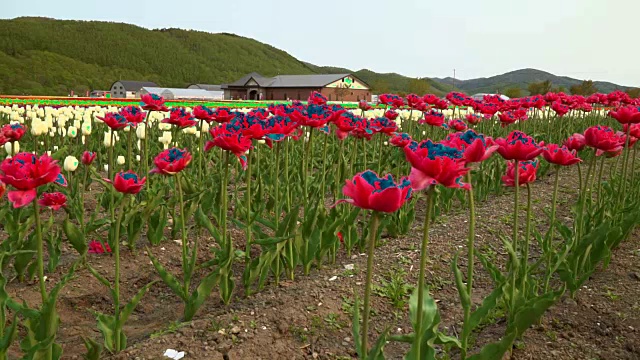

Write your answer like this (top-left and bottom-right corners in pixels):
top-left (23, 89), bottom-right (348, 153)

top-left (370, 117), bottom-right (398, 135)
top-left (617, 131), bottom-right (638, 148)
top-left (162, 108), bottom-right (197, 128)
top-left (444, 130), bottom-right (498, 164)
top-left (384, 110), bottom-right (399, 120)
top-left (193, 105), bottom-right (215, 122)
top-left (584, 125), bottom-right (624, 156)
top-left (0, 153), bottom-right (62, 208)
top-left (205, 127), bottom-right (252, 169)
top-left (542, 144), bottom-right (582, 166)
top-left (210, 108), bottom-right (236, 124)
top-left (563, 133), bottom-right (586, 152)
top-left (404, 140), bottom-right (470, 190)
top-left (390, 133), bottom-right (412, 148)
top-left (379, 94), bottom-right (405, 108)
top-left (81, 151), bottom-right (97, 166)
top-left (105, 171), bottom-right (146, 194)
top-left (608, 106), bottom-right (640, 124)
top-left (97, 113), bottom-right (128, 131)
top-left (88, 240), bottom-right (112, 254)
top-left (623, 123), bottom-right (640, 139)
top-left (447, 119), bottom-right (467, 131)
top-left (422, 94), bottom-right (440, 105)
top-left (419, 110), bottom-right (445, 127)
top-left (1, 124), bottom-right (27, 142)
top-left (308, 91), bottom-right (328, 106)
top-left (406, 94), bottom-right (423, 110)
top-left (119, 106), bottom-right (146, 126)
top-left (465, 113), bottom-right (482, 125)
top-left (502, 160), bottom-right (539, 187)
top-left (495, 131), bottom-right (544, 161)
top-left (335, 170), bottom-right (412, 213)
top-left (358, 100), bottom-right (372, 111)
top-left (551, 102), bottom-right (570, 117)
top-left (38, 192), bottom-right (67, 211)
top-left (140, 94), bottom-right (169, 112)
top-left (0, 181), bottom-right (5, 200)
top-left (150, 148), bottom-right (192, 175)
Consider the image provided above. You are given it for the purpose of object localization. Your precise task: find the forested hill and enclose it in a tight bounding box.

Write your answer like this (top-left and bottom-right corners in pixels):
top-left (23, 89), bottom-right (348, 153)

top-left (0, 17), bottom-right (444, 96)
top-left (0, 17), bottom-right (630, 97)
top-left (0, 17), bottom-right (317, 95)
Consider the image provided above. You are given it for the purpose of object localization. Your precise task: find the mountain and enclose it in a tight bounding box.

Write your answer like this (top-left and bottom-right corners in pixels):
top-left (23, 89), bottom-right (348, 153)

top-left (0, 18), bottom-right (631, 97)
top-left (431, 68), bottom-right (628, 95)
top-left (0, 17), bottom-right (445, 96)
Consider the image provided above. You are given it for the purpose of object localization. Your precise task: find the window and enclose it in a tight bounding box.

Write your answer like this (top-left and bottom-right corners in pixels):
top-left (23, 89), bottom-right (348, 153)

top-left (284, 93), bottom-right (287, 100)
top-left (329, 94), bottom-right (332, 101)
top-left (351, 92), bottom-right (353, 95)
top-left (357, 95), bottom-right (360, 101)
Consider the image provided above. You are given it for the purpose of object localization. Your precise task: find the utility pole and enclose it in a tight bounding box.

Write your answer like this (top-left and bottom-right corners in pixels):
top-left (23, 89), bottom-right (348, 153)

top-left (452, 69), bottom-right (456, 90)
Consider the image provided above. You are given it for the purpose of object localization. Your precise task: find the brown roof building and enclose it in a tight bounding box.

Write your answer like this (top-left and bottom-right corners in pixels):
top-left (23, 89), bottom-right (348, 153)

top-left (221, 73), bottom-right (371, 102)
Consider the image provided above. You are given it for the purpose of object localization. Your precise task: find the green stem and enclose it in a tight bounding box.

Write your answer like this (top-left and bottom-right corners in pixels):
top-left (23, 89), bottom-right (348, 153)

top-left (377, 134), bottom-right (385, 174)
top-left (126, 128), bottom-right (133, 170)
top-left (320, 134), bottom-right (329, 197)
top-left (222, 151), bottom-right (230, 246)
top-left (578, 151), bottom-right (597, 241)
top-left (113, 198), bottom-right (126, 352)
top-left (245, 148), bottom-right (253, 266)
top-left (361, 211), bottom-right (381, 358)
top-left (461, 172), bottom-right (475, 359)
top-left (543, 167), bottom-right (560, 292)
top-left (34, 200), bottom-right (47, 303)
top-left (521, 183), bottom-right (532, 294)
top-left (176, 173), bottom-right (189, 294)
top-left (415, 188), bottom-right (435, 360)
top-left (509, 160), bottom-right (520, 324)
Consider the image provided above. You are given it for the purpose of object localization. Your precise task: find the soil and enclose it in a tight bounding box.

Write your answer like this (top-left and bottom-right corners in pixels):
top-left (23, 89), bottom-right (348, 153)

top-left (4, 163), bottom-right (640, 360)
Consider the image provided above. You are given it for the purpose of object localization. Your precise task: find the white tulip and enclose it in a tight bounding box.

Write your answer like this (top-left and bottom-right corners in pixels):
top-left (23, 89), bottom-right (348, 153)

top-left (4, 142), bottom-right (19, 155)
top-left (117, 156), bottom-right (125, 165)
top-left (104, 132), bottom-right (114, 147)
top-left (136, 155), bottom-right (141, 162)
top-left (201, 122), bottom-right (210, 133)
top-left (63, 156), bottom-right (79, 172)
top-left (136, 124), bottom-right (146, 139)
top-left (104, 164), bottom-right (109, 172)
top-left (82, 121), bottom-right (91, 136)
top-left (67, 126), bottom-right (78, 138)
top-left (182, 126), bottom-right (197, 135)
top-left (159, 123), bottom-right (172, 131)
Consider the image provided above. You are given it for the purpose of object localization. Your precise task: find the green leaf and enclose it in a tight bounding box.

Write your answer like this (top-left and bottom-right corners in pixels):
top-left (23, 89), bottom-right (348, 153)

top-left (62, 218), bottom-right (87, 256)
top-left (452, 254), bottom-right (470, 314)
top-left (146, 248), bottom-right (186, 301)
top-left (184, 271), bottom-right (219, 321)
top-left (82, 337), bottom-right (103, 360)
top-left (120, 280), bottom-right (157, 325)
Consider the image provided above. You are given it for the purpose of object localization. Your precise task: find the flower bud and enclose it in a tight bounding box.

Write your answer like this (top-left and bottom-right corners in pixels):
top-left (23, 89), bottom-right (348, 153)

top-left (63, 156), bottom-right (79, 172)
top-left (117, 156), bottom-right (125, 165)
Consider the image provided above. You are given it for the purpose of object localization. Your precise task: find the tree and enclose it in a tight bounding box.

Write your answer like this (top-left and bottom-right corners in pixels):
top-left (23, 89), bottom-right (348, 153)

top-left (407, 78), bottom-right (431, 96)
top-left (569, 80), bottom-right (598, 95)
top-left (625, 87), bottom-right (640, 98)
top-left (333, 83), bottom-right (349, 102)
top-left (504, 87), bottom-right (523, 98)
top-left (551, 86), bottom-right (567, 93)
top-left (527, 80), bottom-right (552, 95)
top-left (370, 79), bottom-right (390, 94)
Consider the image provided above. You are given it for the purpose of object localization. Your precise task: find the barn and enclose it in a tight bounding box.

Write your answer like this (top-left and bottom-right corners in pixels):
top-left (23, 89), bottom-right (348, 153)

top-left (221, 73), bottom-right (371, 102)
top-left (110, 80), bottom-right (159, 98)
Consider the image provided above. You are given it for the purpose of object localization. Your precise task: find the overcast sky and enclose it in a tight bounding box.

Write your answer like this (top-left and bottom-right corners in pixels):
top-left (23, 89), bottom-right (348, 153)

top-left (4, 0), bottom-right (639, 86)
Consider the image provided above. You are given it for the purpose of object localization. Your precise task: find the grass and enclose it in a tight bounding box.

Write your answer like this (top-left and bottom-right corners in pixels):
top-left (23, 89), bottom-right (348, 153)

top-left (373, 268), bottom-right (413, 308)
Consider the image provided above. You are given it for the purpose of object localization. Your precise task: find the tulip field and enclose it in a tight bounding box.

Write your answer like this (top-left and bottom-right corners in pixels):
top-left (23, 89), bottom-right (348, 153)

top-left (0, 90), bottom-right (638, 359)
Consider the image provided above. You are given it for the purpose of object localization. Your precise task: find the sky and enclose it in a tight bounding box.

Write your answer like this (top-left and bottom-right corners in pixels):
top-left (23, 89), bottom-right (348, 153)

top-left (4, 0), bottom-right (640, 86)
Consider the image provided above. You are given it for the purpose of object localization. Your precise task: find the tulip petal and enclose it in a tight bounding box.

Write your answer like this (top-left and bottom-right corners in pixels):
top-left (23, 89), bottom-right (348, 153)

top-left (7, 189), bottom-right (37, 208)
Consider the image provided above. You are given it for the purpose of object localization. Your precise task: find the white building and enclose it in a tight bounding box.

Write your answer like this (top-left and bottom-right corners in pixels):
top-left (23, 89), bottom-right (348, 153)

top-left (110, 80), bottom-right (159, 98)
top-left (187, 84), bottom-right (224, 100)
